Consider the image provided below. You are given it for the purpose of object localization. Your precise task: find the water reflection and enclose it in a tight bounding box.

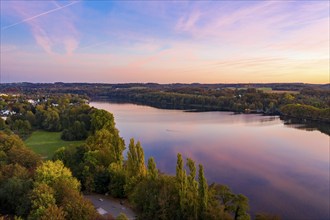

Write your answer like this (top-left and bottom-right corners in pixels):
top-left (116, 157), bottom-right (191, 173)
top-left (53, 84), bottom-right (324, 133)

top-left (281, 116), bottom-right (330, 136)
top-left (91, 102), bottom-right (330, 220)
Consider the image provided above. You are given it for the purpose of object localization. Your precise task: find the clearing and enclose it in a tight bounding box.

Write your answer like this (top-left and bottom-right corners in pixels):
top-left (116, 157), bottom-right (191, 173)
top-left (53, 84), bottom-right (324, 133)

top-left (25, 130), bottom-right (84, 159)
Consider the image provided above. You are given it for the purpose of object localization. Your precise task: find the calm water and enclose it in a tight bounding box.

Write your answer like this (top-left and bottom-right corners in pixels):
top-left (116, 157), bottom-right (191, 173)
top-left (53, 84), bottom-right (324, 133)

top-left (91, 102), bottom-right (330, 220)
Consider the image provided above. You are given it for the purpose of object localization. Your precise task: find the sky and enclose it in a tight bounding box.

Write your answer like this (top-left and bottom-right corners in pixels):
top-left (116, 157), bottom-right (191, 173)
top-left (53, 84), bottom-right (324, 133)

top-left (0, 0), bottom-right (329, 84)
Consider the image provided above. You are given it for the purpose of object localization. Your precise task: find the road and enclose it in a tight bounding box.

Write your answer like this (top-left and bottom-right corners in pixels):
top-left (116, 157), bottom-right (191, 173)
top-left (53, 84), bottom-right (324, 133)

top-left (84, 193), bottom-right (136, 219)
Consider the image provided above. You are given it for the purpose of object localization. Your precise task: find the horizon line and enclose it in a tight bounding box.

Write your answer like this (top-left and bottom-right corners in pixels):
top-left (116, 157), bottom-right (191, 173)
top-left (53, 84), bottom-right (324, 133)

top-left (0, 81), bottom-right (329, 85)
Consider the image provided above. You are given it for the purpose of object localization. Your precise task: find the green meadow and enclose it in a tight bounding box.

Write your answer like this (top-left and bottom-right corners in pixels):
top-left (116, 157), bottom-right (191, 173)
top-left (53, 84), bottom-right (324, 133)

top-left (25, 130), bottom-right (84, 159)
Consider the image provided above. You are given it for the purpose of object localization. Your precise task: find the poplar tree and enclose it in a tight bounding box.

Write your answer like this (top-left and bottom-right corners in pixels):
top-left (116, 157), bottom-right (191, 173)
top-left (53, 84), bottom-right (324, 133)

top-left (187, 158), bottom-right (198, 220)
top-left (198, 164), bottom-right (208, 220)
top-left (126, 138), bottom-right (146, 178)
top-left (176, 153), bottom-right (187, 216)
top-left (147, 157), bottom-right (158, 180)
top-left (125, 139), bottom-right (146, 195)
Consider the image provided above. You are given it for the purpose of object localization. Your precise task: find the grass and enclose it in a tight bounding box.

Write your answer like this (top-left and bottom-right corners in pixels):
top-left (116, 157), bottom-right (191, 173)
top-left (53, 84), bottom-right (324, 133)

top-left (264, 90), bottom-right (299, 94)
top-left (257, 87), bottom-right (272, 91)
top-left (25, 130), bottom-right (84, 159)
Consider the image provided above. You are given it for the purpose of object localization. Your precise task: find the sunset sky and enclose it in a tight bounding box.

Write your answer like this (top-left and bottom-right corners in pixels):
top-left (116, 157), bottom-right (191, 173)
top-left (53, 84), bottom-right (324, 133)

top-left (1, 1), bottom-right (329, 83)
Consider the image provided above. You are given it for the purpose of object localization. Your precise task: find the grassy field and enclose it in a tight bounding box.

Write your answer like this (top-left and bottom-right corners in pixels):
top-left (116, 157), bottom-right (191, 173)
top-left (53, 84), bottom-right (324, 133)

top-left (257, 87), bottom-right (272, 91)
top-left (25, 130), bottom-right (84, 159)
top-left (226, 87), bottom-right (299, 94)
top-left (264, 90), bottom-right (299, 94)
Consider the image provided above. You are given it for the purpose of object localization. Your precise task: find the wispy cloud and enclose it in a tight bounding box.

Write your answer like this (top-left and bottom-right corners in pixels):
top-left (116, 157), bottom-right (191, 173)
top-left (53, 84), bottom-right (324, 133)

top-left (2, 1), bottom-right (80, 56)
top-left (175, 1), bottom-right (329, 50)
top-left (1, 1), bottom-right (79, 31)
top-left (176, 10), bottom-right (201, 32)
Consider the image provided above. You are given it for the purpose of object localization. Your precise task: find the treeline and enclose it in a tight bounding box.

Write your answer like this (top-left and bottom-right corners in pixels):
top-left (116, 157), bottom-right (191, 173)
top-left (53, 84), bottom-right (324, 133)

top-left (106, 88), bottom-right (277, 113)
top-left (1, 83), bottom-right (329, 123)
top-left (105, 87), bottom-right (330, 122)
top-left (280, 104), bottom-right (330, 122)
top-left (0, 82), bottom-right (328, 94)
top-left (0, 94), bottom-right (92, 139)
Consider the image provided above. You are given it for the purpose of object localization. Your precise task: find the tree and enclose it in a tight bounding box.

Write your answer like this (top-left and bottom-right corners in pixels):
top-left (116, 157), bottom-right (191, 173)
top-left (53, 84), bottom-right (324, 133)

top-left (0, 118), bottom-right (7, 130)
top-left (60, 189), bottom-right (99, 220)
top-left (90, 109), bottom-right (115, 133)
top-left (131, 175), bottom-right (179, 220)
top-left (283, 93), bottom-right (295, 104)
top-left (233, 194), bottom-right (250, 220)
top-left (186, 158), bottom-right (198, 220)
top-left (61, 121), bottom-right (88, 141)
top-left (42, 109), bottom-right (61, 131)
top-left (206, 186), bottom-right (230, 220)
top-left (207, 183), bottom-right (251, 220)
top-left (39, 205), bottom-right (66, 220)
top-left (198, 164), bottom-right (208, 220)
top-left (130, 178), bottom-right (160, 219)
top-left (176, 153), bottom-right (187, 217)
top-left (147, 157), bottom-right (158, 180)
top-left (216, 184), bottom-right (235, 212)
top-left (32, 161), bottom-right (99, 220)
top-left (94, 166), bottom-right (110, 194)
top-left (126, 139), bottom-right (146, 178)
top-left (25, 111), bottom-right (36, 127)
top-left (29, 183), bottom-right (56, 220)
top-left (125, 139), bottom-right (146, 194)
top-left (7, 147), bottom-right (41, 169)
top-left (0, 131), bottom-right (25, 152)
top-left (34, 105), bottom-right (46, 129)
top-left (0, 175), bottom-right (33, 216)
top-left (11, 119), bottom-right (31, 137)
top-left (108, 163), bottom-right (126, 198)
top-left (34, 160), bottom-right (80, 190)
top-left (86, 128), bottom-right (125, 165)
top-left (0, 131), bottom-right (41, 168)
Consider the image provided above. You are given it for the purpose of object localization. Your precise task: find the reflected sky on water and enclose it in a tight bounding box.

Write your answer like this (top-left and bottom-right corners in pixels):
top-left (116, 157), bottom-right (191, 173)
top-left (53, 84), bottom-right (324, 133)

top-left (91, 102), bottom-right (329, 220)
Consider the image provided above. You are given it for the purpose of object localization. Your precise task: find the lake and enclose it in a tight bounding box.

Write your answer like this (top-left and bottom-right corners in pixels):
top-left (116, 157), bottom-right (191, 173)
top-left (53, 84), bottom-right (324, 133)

top-left (91, 101), bottom-right (329, 220)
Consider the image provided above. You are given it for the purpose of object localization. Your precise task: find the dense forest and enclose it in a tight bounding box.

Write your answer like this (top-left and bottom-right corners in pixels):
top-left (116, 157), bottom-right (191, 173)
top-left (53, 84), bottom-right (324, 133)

top-left (0, 94), bottom-right (283, 220)
top-left (1, 83), bottom-right (329, 123)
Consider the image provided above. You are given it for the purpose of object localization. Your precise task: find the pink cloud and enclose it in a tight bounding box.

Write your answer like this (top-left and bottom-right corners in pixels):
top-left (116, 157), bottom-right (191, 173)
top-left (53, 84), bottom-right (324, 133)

top-left (175, 1), bottom-right (277, 40)
top-left (4, 1), bottom-right (80, 56)
top-left (174, 1), bottom-right (329, 54)
top-left (266, 18), bottom-right (329, 57)
top-left (176, 10), bottom-right (201, 32)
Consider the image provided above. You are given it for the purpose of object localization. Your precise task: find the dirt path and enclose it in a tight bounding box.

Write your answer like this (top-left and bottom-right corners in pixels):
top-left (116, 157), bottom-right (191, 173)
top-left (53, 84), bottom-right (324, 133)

top-left (84, 193), bottom-right (137, 219)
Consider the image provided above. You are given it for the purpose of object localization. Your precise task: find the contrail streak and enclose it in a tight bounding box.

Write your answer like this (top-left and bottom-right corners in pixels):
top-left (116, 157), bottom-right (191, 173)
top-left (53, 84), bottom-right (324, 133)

top-left (1, 1), bottom-right (79, 31)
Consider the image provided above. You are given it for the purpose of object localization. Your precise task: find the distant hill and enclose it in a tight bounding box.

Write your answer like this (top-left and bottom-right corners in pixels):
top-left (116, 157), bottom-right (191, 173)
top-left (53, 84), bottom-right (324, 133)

top-left (0, 82), bottom-right (328, 94)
